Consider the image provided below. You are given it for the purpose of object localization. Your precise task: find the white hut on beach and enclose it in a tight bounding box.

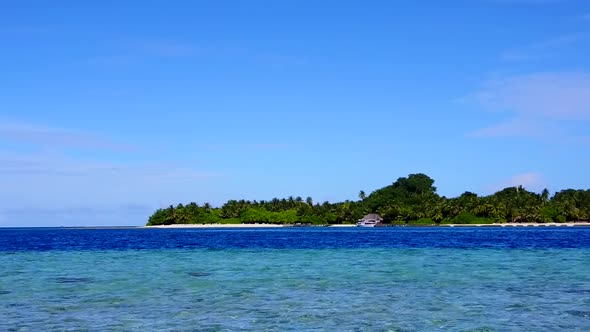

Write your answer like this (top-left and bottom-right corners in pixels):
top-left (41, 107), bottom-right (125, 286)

top-left (357, 213), bottom-right (383, 227)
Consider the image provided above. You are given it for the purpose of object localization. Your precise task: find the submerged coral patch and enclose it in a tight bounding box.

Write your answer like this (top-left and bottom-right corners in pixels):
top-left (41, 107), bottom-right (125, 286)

top-left (54, 277), bottom-right (93, 284)
top-left (188, 271), bottom-right (211, 277)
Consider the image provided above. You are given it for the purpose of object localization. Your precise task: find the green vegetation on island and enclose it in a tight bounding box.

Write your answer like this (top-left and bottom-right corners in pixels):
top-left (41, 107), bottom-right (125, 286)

top-left (146, 173), bottom-right (590, 226)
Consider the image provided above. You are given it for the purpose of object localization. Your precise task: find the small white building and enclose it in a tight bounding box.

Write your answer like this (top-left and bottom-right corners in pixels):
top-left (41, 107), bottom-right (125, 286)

top-left (357, 213), bottom-right (383, 227)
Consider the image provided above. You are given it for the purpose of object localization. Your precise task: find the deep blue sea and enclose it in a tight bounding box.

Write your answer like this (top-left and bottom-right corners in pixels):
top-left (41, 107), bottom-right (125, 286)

top-left (1, 227), bottom-right (590, 331)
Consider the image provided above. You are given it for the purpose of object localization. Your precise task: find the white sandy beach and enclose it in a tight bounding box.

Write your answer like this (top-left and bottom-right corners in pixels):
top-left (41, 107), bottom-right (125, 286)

top-left (147, 223), bottom-right (286, 228)
top-left (146, 223), bottom-right (356, 228)
top-left (146, 222), bottom-right (590, 228)
top-left (442, 222), bottom-right (590, 227)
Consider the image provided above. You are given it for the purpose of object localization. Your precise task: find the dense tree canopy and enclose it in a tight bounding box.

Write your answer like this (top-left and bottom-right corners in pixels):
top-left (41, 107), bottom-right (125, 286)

top-left (147, 173), bottom-right (590, 226)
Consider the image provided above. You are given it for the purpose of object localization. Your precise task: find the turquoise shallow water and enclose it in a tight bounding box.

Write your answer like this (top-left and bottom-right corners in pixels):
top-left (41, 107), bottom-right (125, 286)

top-left (2, 247), bottom-right (590, 331)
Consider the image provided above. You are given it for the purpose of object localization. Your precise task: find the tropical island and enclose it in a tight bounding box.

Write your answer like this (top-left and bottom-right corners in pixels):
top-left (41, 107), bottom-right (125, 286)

top-left (146, 173), bottom-right (590, 226)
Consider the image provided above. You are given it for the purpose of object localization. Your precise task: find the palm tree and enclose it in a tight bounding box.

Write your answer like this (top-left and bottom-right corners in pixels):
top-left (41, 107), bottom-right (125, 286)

top-left (541, 188), bottom-right (550, 203)
top-left (358, 190), bottom-right (366, 201)
top-left (203, 202), bottom-right (212, 213)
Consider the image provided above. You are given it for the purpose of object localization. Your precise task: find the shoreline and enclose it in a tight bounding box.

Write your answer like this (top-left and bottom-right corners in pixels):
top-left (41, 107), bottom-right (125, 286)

top-left (438, 222), bottom-right (590, 227)
top-left (145, 222), bottom-right (590, 228)
top-left (146, 223), bottom-right (292, 228)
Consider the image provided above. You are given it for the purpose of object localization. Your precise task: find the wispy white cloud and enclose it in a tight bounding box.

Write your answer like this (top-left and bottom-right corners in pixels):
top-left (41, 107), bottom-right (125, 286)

top-left (85, 40), bottom-right (201, 64)
top-left (506, 172), bottom-right (545, 189)
top-left (499, 34), bottom-right (585, 61)
top-left (245, 143), bottom-right (293, 150)
top-left (0, 152), bottom-right (223, 226)
top-left (487, 0), bottom-right (565, 3)
top-left (472, 72), bottom-right (590, 119)
top-left (86, 40), bottom-right (305, 69)
top-left (466, 72), bottom-right (590, 140)
top-left (487, 172), bottom-right (546, 193)
top-left (0, 153), bottom-right (221, 180)
top-left (253, 52), bottom-right (307, 68)
top-left (0, 24), bottom-right (57, 37)
top-left (0, 122), bottom-right (135, 151)
top-left (197, 143), bottom-right (294, 151)
top-left (0, 204), bottom-right (152, 227)
top-left (467, 118), bottom-right (546, 138)
top-left (140, 41), bottom-right (201, 57)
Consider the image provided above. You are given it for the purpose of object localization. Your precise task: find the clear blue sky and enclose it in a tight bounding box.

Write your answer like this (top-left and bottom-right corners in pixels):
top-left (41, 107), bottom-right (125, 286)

top-left (1, 0), bottom-right (589, 226)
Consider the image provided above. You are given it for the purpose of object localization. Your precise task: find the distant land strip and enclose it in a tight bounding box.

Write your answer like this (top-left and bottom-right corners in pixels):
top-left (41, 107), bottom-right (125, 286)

top-left (147, 174), bottom-right (590, 227)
